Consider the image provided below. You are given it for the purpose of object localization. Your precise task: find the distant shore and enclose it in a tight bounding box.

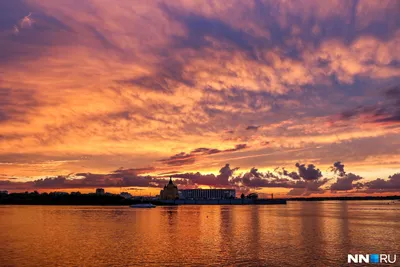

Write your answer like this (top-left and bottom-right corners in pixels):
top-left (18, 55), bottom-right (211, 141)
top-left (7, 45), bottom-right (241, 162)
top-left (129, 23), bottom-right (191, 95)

top-left (287, 195), bottom-right (400, 201)
top-left (0, 192), bottom-right (399, 205)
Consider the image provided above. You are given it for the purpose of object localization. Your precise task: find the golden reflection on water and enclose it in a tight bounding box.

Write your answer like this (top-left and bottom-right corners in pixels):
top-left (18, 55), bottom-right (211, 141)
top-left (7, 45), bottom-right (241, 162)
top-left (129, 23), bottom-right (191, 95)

top-left (0, 201), bottom-right (399, 266)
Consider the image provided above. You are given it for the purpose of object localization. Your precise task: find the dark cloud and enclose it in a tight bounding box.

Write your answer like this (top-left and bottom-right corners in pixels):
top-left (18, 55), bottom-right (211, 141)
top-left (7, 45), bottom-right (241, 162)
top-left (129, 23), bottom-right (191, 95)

top-left (166, 164), bottom-right (239, 187)
top-left (0, 169), bottom-right (162, 190)
top-left (1, 161), bottom-right (399, 196)
top-left (287, 179), bottom-right (330, 196)
top-left (121, 175), bottom-right (154, 187)
top-left (272, 163), bottom-right (329, 195)
top-left (40, 172), bottom-right (156, 189)
top-left (295, 163), bottom-right (322, 180)
top-left (34, 176), bottom-right (69, 188)
top-left (236, 167), bottom-right (290, 188)
top-left (158, 152), bottom-right (196, 166)
top-left (283, 169), bottom-right (301, 180)
top-left (0, 180), bottom-right (34, 190)
top-left (292, 179), bottom-right (330, 191)
top-left (191, 148), bottom-right (221, 155)
top-left (173, 172), bottom-right (219, 187)
top-left (331, 161), bottom-right (346, 177)
top-left (159, 144), bottom-right (248, 166)
top-left (364, 173), bottom-right (400, 191)
top-left (224, 144), bottom-right (248, 152)
top-left (275, 167), bottom-right (301, 180)
top-left (113, 167), bottom-right (156, 175)
top-left (217, 164), bottom-right (239, 185)
top-left (0, 176), bottom-right (18, 180)
top-left (231, 163), bottom-right (330, 196)
top-left (157, 162), bottom-right (338, 195)
top-left (157, 171), bottom-right (180, 176)
top-left (246, 125), bottom-right (260, 131)
top-left (330, 173), bottom-right (363, 191)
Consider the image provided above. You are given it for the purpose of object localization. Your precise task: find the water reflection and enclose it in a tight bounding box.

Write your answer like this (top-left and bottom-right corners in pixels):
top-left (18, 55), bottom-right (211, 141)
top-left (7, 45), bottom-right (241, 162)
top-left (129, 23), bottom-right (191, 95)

top-left (0, 202), bottom-right (399, 266)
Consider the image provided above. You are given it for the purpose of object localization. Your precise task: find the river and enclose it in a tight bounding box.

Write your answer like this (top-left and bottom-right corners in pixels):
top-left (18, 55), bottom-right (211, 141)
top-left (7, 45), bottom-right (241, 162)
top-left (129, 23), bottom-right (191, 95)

top-left (0, 201), bottom-right (399, 266)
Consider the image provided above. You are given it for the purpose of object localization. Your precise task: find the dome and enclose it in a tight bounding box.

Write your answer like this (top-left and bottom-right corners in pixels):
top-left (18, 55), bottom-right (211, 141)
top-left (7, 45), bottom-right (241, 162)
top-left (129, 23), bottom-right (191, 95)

top-left (166, 177), bottom-right (176, 188)
top-left (160, 177), bottom-right (179, 200)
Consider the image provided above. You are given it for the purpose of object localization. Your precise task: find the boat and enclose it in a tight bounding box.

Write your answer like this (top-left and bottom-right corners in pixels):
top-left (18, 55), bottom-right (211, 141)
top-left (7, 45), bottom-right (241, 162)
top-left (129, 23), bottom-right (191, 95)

top-left (130, 203), bottom-right (156, 208)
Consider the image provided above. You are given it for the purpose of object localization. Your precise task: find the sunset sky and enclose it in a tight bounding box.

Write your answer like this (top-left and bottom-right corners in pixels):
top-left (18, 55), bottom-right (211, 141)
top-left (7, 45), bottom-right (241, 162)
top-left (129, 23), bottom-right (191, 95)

top-left (1, 0), bottom-right (399, 196)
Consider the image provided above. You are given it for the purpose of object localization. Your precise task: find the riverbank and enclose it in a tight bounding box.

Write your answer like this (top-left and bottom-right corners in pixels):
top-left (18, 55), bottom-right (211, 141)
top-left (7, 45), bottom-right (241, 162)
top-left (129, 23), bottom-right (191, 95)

top-left (0, 192), bottom-right (399, 205)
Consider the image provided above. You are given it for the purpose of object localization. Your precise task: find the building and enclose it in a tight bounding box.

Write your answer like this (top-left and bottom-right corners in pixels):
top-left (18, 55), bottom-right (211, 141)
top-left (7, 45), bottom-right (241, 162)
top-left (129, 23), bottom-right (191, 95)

top-left (96, 188), bottom-right (105, 195)
top-left (160, 177), bottom-right (179, 200)
top-left (0, 190), bottom-right (8, 195)
top-left (179, 189), bottom-right (236, 199)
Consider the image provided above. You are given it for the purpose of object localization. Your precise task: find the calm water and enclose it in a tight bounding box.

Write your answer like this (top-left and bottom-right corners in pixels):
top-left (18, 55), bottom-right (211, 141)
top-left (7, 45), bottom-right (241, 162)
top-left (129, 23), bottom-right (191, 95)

top-left (0, 201), bottom-right (399, 267)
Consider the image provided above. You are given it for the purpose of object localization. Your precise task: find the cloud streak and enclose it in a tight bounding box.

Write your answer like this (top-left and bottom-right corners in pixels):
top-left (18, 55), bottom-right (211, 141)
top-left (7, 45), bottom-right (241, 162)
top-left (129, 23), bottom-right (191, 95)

top-left (159, 144), bottom-right (248, 166)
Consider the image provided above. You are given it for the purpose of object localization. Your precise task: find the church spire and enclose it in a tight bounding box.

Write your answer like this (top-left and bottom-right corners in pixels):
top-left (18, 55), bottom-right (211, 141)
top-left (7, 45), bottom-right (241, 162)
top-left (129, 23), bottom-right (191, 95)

top-left (168, 176), bottom-right (173, 184)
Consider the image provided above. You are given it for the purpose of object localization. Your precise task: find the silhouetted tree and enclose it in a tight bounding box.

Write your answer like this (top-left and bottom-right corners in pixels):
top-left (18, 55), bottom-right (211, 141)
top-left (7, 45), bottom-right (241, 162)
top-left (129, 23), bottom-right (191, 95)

top-left (240, 193), bottom-right (245, 199)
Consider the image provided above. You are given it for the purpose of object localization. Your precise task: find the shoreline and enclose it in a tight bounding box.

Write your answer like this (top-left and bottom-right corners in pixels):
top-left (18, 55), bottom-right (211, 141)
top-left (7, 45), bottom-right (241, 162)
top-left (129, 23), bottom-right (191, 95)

top-left (1, 194), bottom-right (399, 206)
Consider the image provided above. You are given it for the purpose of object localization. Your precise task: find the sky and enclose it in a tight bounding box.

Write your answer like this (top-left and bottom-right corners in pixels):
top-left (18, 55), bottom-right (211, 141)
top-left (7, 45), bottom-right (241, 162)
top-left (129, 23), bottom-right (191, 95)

top-left (0, 0), bottom-right (399, 197)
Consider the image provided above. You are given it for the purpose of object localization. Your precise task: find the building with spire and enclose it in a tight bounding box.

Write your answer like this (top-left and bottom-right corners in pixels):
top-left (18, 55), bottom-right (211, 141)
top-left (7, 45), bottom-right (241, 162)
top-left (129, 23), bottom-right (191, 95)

top-left (160, 177), bottom-right (179, 200)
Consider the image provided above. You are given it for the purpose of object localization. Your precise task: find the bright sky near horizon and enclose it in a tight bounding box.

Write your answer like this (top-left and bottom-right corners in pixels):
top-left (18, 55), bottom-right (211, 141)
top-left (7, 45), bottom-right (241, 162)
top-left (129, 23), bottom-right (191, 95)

top-left (0, 0), bottom-right (399, 196)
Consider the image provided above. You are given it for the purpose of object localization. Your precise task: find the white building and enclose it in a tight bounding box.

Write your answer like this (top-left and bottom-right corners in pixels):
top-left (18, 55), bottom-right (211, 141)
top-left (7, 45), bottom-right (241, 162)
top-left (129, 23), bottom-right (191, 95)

top-left (179, 189), bottom-right (236, 199)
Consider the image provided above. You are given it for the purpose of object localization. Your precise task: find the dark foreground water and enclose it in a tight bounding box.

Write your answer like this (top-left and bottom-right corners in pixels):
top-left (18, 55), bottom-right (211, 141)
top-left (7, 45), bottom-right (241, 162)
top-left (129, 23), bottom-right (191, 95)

top-left (0, 201), bottom-right (399, 267)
